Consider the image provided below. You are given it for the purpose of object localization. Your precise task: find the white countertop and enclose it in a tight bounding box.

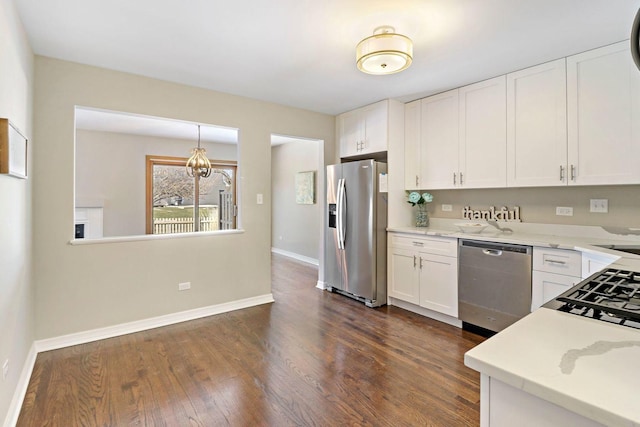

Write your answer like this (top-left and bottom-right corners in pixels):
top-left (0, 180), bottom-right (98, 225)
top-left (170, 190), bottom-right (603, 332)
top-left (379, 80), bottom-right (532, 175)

top-left (464, 309), bottom-right (640, 427)
top-left (389, 219), bottom-right (640, 426)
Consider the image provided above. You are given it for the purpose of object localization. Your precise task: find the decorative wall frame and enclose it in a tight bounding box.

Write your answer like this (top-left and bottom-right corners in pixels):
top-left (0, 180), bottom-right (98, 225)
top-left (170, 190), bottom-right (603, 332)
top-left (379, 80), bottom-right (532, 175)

top-left (295, 171), bottom-right (315, 204)
top-left (0, 118), bottom-right (28, 179)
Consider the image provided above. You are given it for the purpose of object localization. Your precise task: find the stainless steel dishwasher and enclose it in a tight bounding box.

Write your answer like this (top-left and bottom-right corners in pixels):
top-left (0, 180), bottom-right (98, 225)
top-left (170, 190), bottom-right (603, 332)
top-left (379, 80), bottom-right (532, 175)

top-left (458, 239), bottom-right (532, 333)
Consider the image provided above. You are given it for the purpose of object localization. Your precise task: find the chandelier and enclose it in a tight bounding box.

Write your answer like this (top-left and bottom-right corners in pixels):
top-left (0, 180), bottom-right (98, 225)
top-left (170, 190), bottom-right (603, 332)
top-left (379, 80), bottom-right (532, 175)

top-left (186, 124), bottom-right (212, 178)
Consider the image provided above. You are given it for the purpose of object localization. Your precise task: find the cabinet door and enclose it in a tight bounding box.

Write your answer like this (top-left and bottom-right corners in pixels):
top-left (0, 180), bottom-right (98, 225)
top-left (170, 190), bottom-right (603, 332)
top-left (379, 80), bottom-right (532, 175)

top-left (531, 271), bottom-right (580, 311)
top-left (420, 89), bottom-right (460, 189)
top-left (507, 59), bottom-right (568, 187)
top-left (338, 109), bottom-right (362, 158)
top-left (362, 100), bottom-right (388, 154)
top-left (418, 252), bottom-right (458, 317)
top-left (459, 76), bottom-right (507, 188)
top-left (388, 248), bottom-right (420, 304)
top-left (567, 41), bottom-right (640, 185)
top-left (404, 100), bottom-right (421, 189)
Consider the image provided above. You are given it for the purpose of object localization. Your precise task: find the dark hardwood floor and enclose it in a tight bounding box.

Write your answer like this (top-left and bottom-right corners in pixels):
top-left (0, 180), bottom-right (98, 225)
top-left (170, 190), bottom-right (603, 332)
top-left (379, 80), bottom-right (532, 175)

top-left (17, 254), bottom-right (485, 426)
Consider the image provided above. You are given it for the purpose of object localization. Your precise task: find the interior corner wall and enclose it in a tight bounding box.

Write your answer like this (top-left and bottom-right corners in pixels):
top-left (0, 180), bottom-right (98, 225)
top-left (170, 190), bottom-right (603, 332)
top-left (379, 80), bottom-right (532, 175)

top-left (271, 140), bottom-right (321, 260)
top-left (75, 129), bottom-right (237, 237)
top-left (32, 56), bottom-right (335, 340)
top-left (0, 0), bottom-right (34, 424)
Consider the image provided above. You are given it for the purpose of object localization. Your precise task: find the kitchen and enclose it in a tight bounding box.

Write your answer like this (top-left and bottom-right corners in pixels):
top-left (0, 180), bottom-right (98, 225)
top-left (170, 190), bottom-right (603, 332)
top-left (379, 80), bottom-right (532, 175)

top-left (323, 10), bottom-right (640, 427)
top-left (3, 1), bottom-right (640, 426)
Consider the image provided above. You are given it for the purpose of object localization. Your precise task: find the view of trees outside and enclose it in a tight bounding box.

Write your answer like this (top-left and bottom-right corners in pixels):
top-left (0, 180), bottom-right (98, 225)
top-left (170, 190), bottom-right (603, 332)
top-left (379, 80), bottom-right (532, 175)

top-left (152, 164), bottom-right (234, 233)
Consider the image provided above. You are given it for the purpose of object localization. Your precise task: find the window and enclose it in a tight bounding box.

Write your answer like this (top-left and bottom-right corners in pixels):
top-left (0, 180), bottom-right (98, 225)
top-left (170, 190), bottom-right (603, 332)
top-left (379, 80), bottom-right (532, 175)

top-left (145, 155), bottom-right (237, 234)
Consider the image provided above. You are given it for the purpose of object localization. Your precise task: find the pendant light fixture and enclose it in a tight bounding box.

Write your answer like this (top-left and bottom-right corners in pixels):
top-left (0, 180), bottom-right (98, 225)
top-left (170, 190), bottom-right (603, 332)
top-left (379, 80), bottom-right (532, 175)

top-left (186, 124), bottom-right (212, 178)
top-left (356, 26), bottom-right (413, 75)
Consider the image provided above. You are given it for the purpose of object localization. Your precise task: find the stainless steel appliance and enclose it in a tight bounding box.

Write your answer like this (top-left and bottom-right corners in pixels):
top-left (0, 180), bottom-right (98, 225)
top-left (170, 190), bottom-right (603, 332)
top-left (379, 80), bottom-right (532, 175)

top-left (544, 268), bottom-right (640, 329)
top-left (324, 160), bottom-right (387, 307)
top-left (458, 239), bottom-right (532, 333)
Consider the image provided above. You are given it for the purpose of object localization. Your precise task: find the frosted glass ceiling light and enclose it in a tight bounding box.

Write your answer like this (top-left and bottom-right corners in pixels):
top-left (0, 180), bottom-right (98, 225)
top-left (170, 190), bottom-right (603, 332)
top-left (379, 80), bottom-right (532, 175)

top-left (186, 124), bottom-right (212, 178)
top-left (356, 26), bottom-right (413, 75)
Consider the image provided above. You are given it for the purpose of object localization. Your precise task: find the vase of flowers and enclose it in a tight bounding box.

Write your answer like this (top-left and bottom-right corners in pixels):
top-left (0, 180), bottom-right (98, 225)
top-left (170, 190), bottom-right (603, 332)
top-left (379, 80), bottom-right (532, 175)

top-left (407, 191), bottom-right (433, 227)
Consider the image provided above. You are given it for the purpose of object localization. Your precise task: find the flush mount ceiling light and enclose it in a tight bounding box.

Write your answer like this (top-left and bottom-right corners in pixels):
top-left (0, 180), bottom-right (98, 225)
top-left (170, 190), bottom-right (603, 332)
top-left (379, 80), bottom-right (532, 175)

top-left (356, 25), bottom-right (413, 75)
top-left (186, 124), bottom-right (212, 178)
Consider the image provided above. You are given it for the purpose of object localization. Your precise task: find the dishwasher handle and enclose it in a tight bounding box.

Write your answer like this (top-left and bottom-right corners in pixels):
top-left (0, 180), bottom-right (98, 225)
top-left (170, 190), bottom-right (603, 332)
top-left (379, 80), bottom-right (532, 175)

top-left (482, 248), bottom-right (503, 256)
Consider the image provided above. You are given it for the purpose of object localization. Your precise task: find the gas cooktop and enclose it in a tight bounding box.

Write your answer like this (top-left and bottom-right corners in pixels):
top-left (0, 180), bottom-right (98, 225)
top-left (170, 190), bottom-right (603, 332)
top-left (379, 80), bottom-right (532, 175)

top-left (546, 268), bottom-right (640, 329)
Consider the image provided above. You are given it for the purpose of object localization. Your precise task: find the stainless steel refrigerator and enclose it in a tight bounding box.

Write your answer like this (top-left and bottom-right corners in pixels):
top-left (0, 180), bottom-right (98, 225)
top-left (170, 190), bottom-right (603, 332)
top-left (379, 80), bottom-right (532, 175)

top-left (324, 160), bottom-right (387, 307)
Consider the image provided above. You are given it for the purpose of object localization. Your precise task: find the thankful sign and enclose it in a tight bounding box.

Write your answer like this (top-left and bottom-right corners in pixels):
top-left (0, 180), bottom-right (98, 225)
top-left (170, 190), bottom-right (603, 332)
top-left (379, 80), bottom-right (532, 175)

top-left (462, 206), bottom-right (521, 222)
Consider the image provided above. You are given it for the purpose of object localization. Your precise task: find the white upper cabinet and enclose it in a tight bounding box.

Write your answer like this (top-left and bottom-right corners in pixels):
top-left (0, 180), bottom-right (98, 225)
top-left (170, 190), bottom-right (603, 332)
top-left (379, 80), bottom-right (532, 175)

top-left (404, 100), bottom-right (421, 189)
top-left (420, 89), bottom-right (460, 189)
top-left (507, 59), bottom-right (568, 187)
top-left (338, 99), bottom-right (399, 158)
top-left (458, 76), bottom-right (507, 188)
top-left (567, 41), bottom-right (640, 185)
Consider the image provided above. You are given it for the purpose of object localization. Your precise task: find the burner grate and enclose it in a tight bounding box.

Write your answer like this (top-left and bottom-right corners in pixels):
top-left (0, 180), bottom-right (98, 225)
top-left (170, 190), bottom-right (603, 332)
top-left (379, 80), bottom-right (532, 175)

top-left (555, 268), bottom-right (640, 328)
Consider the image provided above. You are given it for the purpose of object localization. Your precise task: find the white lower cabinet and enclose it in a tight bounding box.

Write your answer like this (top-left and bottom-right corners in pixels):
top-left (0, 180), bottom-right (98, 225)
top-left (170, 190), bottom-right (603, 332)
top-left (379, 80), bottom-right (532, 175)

top-left (418, 252), bottom-right (458, 316)
top-left (388, 233), bottom-right (458, 317)
top-left (531, 247), bottom-right (581, 311)
top-left (389, 247), bottom-right (420, 304)
top-left (483, 375), bottom-right (604, 427)
top-left (531, 271), bottom-right (580, 311)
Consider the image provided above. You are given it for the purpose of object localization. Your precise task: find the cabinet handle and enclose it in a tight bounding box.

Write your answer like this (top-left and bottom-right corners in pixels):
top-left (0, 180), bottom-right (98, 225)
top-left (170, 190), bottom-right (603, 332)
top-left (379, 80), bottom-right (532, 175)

top-left (413, 255), bottom-right (417, 268)
top-left (570, 164), bottom-right (576, 181)
top-left (453, 172), bottom-right (457, 185)
top-left (559, 165), bottom-right (565, 181)
top-left (419, 257), bottom-right (424, 269)
top-left (415, 175), bottom-right (419, 186)
top-left (412, 241), bottom-right (424, 247)
top-left (460, 172), bottom-right (464, 185)
top-left (546, 259), bottom-right (567, 265)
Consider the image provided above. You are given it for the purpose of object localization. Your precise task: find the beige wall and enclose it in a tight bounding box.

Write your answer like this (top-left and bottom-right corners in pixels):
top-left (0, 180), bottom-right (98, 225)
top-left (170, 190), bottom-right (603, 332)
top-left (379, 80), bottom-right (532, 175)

top-left (33, 56), bottom-right (335, 339)
top-left (0, 0), bottom-right (34, 423)
top-left (271, 140), bottom-right (322, 260)
top-left (76, 129), bottom-right (237, 237)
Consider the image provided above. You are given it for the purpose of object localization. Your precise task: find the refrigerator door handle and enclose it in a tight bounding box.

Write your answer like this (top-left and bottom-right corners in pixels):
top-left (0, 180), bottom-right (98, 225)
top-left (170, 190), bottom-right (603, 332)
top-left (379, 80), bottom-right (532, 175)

top-left (337, 178), bottom-right (346, 249)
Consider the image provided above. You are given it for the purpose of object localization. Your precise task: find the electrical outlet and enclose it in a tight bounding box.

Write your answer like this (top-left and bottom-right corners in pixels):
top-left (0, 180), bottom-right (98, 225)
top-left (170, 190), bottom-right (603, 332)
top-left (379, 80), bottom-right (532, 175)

top-left (441, 204), bottom-right (453, 212)
top-left (178, 282), bottom-right (191, 291)
top-left (2, 359), bottom-right (8, 381)
top-left (256, 193), bottom-right (263, 204)
top-left (556, 207), bottom-right (573, 216)
top-left (590, 199), bottom-right (608, 213)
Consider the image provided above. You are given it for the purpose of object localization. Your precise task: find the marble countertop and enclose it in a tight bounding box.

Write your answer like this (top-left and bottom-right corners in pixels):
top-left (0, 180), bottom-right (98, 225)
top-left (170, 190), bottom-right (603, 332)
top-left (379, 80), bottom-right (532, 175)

top-left (464, 309), bottom-right (640, 426)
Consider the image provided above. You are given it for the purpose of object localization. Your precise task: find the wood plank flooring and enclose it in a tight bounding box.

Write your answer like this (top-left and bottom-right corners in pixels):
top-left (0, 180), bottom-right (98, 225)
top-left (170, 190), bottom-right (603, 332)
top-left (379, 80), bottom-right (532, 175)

top-left (17, 254), bottom-right (485, 426)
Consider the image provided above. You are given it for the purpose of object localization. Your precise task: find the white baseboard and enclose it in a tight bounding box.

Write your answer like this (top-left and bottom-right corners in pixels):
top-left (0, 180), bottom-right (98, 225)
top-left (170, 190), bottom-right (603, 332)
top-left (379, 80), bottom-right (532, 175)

top-left (388, 297), bottom-right (462, 328)
top-left (316, 281), bottom-right (326, 290)
top-left (3, 343), bottom-right (37, 427)
top-left (271, 247), bottom-right (319, 266)
top-left (35, 293), bottom-right (275, 353)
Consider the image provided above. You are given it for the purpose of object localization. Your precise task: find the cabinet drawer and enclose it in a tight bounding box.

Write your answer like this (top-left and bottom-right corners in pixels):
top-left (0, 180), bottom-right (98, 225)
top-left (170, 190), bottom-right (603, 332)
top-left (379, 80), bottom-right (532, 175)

top-left (533, 247), bottom-right (581, 276)
top-left (389, 233), bottom-right (457, 257)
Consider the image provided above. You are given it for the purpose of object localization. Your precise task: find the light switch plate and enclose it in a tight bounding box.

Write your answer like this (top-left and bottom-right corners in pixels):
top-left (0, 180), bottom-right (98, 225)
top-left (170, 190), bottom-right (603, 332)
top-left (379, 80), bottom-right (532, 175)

top-left (441, 204), bottom-right (453, 212)
top-left (257, 193), bottom-right (263, 205)
top-left (590, 199), bottom-right (608, 213)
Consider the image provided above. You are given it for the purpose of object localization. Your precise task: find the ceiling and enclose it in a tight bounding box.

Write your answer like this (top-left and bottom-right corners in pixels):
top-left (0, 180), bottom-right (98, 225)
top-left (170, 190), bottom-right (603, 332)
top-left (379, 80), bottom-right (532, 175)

top-left (15, 0), bottom-right (640, 117)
